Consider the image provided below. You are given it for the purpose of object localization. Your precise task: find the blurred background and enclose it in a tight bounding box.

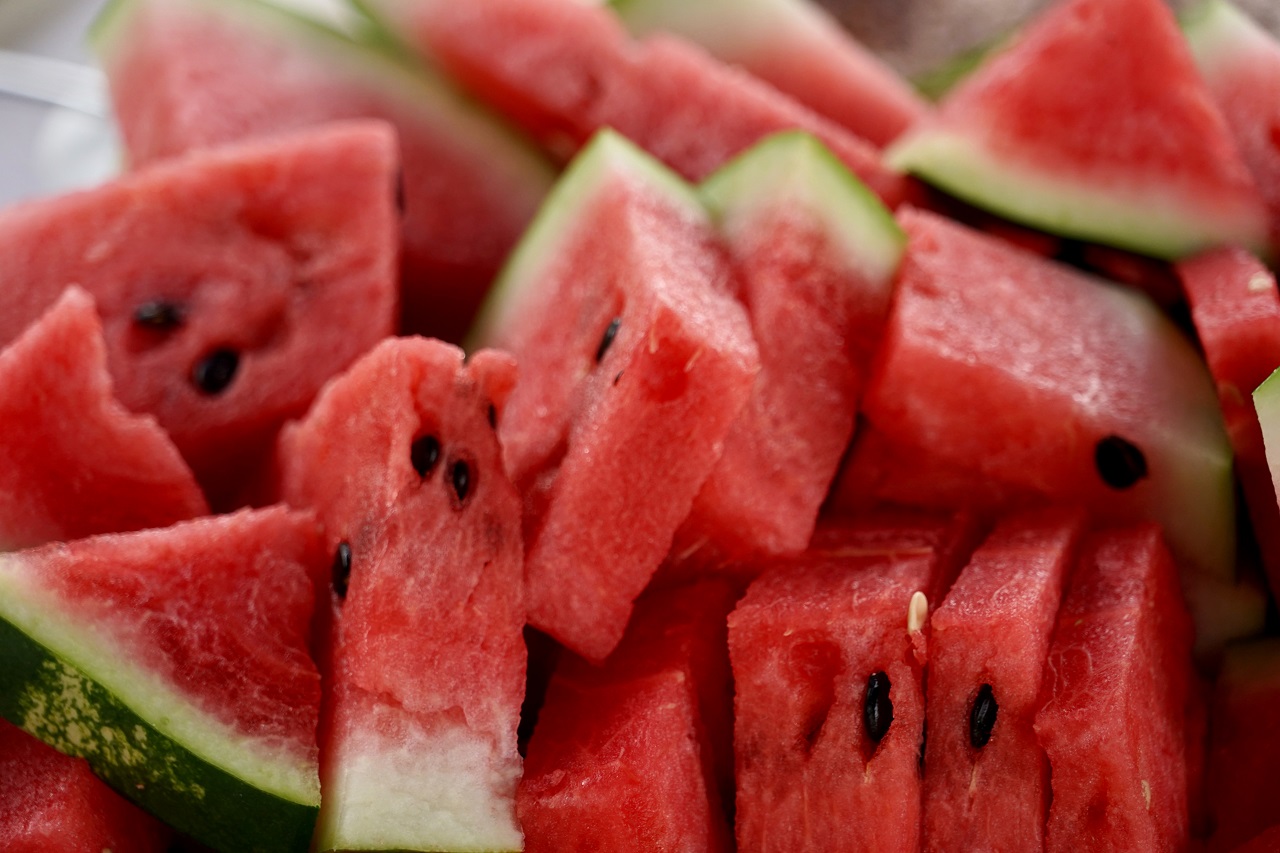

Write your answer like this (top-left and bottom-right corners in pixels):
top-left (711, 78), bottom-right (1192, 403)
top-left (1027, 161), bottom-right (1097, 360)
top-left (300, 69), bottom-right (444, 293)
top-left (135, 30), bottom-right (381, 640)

top-left (2, 0), bottom-right (1279, 206)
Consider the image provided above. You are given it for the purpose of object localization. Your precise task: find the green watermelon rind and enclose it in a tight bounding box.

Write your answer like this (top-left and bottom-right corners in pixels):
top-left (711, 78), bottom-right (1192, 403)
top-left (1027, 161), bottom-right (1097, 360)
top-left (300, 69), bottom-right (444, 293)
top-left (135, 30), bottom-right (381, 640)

top-left (0, 563), bottom-right (319, 853)
top-left (611, 0), bottom-right (827, 62)
top-left (886, 128), bottom-right (1270, 261)
top-left (700, 130), bottom-right (906, 285)
top-left (89, 0), bottom-right (555, 193)
top-left (1183, 0), bottom-right (1277, 85)
top-left (468, 128), bottom-right (708, 349)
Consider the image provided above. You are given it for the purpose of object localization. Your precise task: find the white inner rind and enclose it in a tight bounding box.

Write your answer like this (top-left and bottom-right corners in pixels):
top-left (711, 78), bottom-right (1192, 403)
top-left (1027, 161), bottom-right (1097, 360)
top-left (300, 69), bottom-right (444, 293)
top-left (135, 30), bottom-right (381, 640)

top-left (317, 704), bottom-right (523, 852)
top-left (0, 562), bottom-right (320, 806)
top-left (887, 128), bottom-right (1270, 260)
top-left (701, 130), bottom-right (906, 285)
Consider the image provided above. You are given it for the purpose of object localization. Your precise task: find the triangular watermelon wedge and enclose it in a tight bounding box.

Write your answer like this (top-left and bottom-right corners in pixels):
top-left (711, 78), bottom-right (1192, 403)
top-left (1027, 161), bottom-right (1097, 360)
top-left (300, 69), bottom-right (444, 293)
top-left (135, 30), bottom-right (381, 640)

top-left (0, 287), bottom-right (208, 551)
top-left (0, 508), bottom-right (327, 853)
top-left (0, 121), bottom-right (399, 510)
top-left (887, 0), bottom-right (1269, 260)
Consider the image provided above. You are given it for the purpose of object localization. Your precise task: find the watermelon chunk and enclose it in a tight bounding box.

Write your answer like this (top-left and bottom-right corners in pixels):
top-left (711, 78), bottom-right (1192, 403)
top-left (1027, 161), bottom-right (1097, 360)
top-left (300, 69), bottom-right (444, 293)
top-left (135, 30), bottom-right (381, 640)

top-left (358, 0), bottom-right (909, 207)
top-left (1178, 248), bottom-right (1280, 599)
top-left (671, 131), bottom-right (904, 566)
top-left (922, 509), bottom-right (1084, 853)
top-left (0, 507), bottom-right (327, 853)
top-left (518, 581), bottom-right (738, 852)
top-left (94, 0), bottom-right (554, 343)
top-left (610, 0), bottom-right (929, 147)
top-left (0, 718), bottom-right (171, 853)
top-left (887, 0), bottom-right (1269, 260)
top-left (0, 121), bottom-right (399, 510)
top-left (0, 287), bottom-right (207, 550)
top-left (1185, 0), bottom-right (1280, 254)
top-left (277, 337), bottom-right (526, 852)
top-left (1204, 638), bottom-right (1280, 852)
top-left (859, 209), bottom-right (1235, 594)
top-left (473, 130), bottom-right (759, 661)
top-left (729, 544), bottom-right (942, 852)
top-left (1034, 526), bottom-right (1195, 853)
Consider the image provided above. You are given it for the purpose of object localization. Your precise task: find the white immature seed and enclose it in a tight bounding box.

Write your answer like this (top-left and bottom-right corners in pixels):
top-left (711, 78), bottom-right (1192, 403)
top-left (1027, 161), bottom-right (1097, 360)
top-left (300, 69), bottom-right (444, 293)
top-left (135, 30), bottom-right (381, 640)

top-left (907, 591), bottom-right (928, 634)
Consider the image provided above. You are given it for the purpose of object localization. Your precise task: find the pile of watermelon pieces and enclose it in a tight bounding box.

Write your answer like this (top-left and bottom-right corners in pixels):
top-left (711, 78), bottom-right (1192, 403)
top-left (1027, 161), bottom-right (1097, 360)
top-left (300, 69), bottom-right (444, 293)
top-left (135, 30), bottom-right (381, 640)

top-left (5, 0), bottom-right (1280, 849)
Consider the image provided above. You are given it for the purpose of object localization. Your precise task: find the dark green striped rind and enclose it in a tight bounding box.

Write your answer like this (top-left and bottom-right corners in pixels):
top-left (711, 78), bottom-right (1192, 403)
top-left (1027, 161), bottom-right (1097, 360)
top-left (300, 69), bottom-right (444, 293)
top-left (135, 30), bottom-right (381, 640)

top-left (0, 615), bottom-right (318, 853)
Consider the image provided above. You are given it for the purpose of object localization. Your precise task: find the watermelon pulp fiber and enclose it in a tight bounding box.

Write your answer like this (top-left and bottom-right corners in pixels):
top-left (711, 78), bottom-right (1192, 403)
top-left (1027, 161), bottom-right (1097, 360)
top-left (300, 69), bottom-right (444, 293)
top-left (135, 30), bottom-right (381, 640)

top-left (2, 0), bottom-right (1280, 845)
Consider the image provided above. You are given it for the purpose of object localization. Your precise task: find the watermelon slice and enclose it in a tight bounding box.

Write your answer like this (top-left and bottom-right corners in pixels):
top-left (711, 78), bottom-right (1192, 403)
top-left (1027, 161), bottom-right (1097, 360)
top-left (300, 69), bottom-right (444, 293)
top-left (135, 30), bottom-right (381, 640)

top-left (610, 0), bottom-right (929, 147)
top-left (1034, 526), bottom-right (1195, 853)
top-left (357, 0), bottom-right (909, 207)
top-left (859, 209), bottom-right (1236, 590)
top-left (0, 121), bottom-right (399, 510)
top-left (93, 0), bottom-right (554, 343)
top-left (0, 718), bottom-right (171, 853)
top-left (887, 0), bottom-right (1270, 260)
top-left (1178, 248), bottom-right (1280, 600)
top-left (0, 507), bottom-right (326, 853)
top-left (276, 337), bottom-right (526, 852)
top-left (922, 509), bottom-right (1083, 853)
top-left (518, 581), bottom-right (738, 852)
top-left (0, 287), bottom-right (207, 550)
top-left (472, 130), bottom-right (759, 662)
top-left (1204, 638), bottom-right (1280, 852)
top-left (729, 544), bottom-right (942, 852)
top-left (1185, 0), bottom-right (1280, 253)
top-left (671, 131), bottom-right (904, 566)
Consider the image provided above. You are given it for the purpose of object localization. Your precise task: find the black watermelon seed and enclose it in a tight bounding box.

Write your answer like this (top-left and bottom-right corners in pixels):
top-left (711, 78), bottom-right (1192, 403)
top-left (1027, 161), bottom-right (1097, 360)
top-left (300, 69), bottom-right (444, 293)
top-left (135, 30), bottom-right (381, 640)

top-left (596, 317), bottom-right (621, 363)
top-left (487, 403), bottom-right (497, 429)
top-left (864, 671), bottom-right (893, 744)
top-left (411, 435), bottom-right (441, 478)
top-left (133, 300), bottom-right (184, 330)
top-left (192, 349), bottom-right (239, 395)
top-left (332, 541), bottom-right (352, 599)
top-left (970, 683), bottom-right (998, 749)
top-left (450, 459), bottom-right (472, 504)
top-left (1095, 435), bottom-right (1148, 490)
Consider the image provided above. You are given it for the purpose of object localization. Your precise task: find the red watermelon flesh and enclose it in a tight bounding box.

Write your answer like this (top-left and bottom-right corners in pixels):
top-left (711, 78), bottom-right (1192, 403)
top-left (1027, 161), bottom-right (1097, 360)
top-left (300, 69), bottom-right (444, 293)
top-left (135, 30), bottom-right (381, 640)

top-left (0, 286), bottom-right (207, 551)
top-left (95, 0), bottom-right (554, 343)
top-left (1229, 825), bottom-right (1280, 853)
top-left (360, 0), bottom-right (909, 207)
top-left (861, 208), bottom-right (1235, 588)
top-left (276, 337), bottom-right (526, 852)
top-left (0, 506), bottom-right (326, 851)
top-left (0, 718), bottom-right (171, 853)
top-left (1186, 0), bottom-right (1280, 253)
top-left (922, 508), bottom-right (1084, 853)
top-left (1178, 247), bottom-right (1280, 601)
top-left (0, 121), bottom-right (398, 510)
top-left (472, 131), bottom-right (759, 662)
top-left (666, 132), bottom-right (903, 567)
top-left (1034, 526), bottom-right (1195, 853)
top-left (1204, 638), bottom-right (1280, 852)
top-left (729, 547), bottom-right (941, 852)
top-left (518, 580), bottom-right (738, 852)
top-left (887, 0), bottom-right (1269, 260)
top-left (611, 0), bottom-right (929, 147)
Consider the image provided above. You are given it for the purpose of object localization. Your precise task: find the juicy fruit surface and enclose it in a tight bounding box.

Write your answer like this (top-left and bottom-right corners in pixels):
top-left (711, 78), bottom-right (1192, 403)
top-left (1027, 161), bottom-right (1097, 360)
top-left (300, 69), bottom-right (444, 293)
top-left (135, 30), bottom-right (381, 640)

top-left (97, 0), bottom-right (553, 343)
top-left (0, 121), bottom-right (399, 508)
top-left (888, 0), bottom-right (1269, 259)
top-left (1034, 527), bottom-right (1194, 852)
top-left (277, 337), bottom-right (526, 852)
top-left (729, 548), bottom-right (938, 853)
top-left (860, 208), bottom-right (1235, 585)
top-left (0, 287), bottom-right (207, 550)
top-left (0, 507), bottom-right (326, 852)
top-left (922, 510), bottom-right (1082, 853)
top-left (671, 131), bottom-right (904, 563)
top-left (476, 131), bottom-right (759, 661)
